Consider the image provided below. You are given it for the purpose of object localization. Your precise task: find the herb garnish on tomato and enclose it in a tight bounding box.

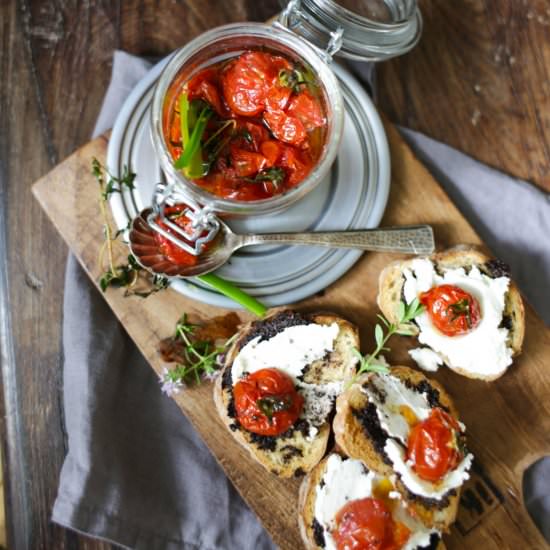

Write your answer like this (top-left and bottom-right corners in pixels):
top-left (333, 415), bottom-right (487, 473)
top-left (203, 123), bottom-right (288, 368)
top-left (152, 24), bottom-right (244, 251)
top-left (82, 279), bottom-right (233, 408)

top-left (233, 368), bottom-right (304, 436)
top-left (420, 284), bottom-right (481, 336)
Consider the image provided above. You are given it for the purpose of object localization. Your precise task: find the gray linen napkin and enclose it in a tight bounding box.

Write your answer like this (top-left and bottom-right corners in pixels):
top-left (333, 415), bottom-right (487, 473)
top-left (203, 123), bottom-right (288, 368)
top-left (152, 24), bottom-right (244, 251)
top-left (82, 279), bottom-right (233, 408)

top-left (52, 51), bottom-right (550, 547)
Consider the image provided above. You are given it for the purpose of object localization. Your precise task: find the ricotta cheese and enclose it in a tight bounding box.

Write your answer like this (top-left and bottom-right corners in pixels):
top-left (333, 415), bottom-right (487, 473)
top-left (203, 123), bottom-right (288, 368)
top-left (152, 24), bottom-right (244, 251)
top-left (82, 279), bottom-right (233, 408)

top-left (409, 347), bottom-right (443, 372)
top-left (231, 323), bottom-right (340, 384)
top-left (385, 439), bottom-right (474, 500)
top-left (361, 374), bottom-right (431, 445)
top-left (231, 323), bottom-right (344, 437)
top-left (314, 454), bottom-right (439, 550)
top-left (403, 259), bottom-right (511, 377)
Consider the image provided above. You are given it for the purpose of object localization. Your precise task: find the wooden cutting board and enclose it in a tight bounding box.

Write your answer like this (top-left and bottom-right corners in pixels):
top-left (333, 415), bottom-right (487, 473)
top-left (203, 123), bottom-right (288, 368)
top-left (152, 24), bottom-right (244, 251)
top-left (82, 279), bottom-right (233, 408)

top-left (32, 124), bottom-right (550, 549)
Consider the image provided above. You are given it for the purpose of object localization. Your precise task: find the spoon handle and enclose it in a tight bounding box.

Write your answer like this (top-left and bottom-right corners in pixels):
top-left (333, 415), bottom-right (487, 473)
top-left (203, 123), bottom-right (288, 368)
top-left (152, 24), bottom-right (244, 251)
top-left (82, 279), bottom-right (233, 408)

top-left (241, 225), bottom-right (435, 255)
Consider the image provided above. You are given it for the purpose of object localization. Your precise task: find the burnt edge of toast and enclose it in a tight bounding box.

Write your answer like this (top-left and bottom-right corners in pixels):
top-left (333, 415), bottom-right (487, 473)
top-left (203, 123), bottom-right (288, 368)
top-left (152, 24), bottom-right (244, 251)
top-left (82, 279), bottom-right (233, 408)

top-left (351, 402), bottom-right (392, 466)
top-left (403, 379), bottom-right (449, 413)
top-left (312, 518), bottom-right (325, 548)
top-left (404, 485), bottom-right (455, 511)
top-left (424, 534), bottom-right (441, 550)
top-left (238, 309), bottom-right (313, 350)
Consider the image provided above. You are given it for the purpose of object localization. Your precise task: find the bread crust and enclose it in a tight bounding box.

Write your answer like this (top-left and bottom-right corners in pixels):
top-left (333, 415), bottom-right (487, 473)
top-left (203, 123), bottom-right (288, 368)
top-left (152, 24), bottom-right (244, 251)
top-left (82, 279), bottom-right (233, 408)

top-left (214, 309), bottom-right (360, 478)
top-left (299, 452), bottom-right (448, 549)
top-left (377, 245), bottom-right (525, 380)
top-left (333, 366), bottom-right (463, 532)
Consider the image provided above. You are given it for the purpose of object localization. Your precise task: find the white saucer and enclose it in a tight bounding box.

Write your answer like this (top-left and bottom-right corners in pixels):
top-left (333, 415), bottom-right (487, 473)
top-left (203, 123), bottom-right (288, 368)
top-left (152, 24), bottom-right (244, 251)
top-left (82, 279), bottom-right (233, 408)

top-left (107, 57), bottom-right (390, 307)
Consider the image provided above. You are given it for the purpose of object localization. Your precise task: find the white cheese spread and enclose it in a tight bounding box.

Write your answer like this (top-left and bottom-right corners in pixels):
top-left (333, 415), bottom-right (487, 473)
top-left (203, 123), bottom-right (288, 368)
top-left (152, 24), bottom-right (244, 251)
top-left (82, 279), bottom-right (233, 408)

top-left (403, 259), bottom-right (511, 378)
top-left (361, 373), bottom-right (431, 445)
top-left (385, 439), bottom-right (473, 500)
top-left (314, 454), bottom-right (439, 550)
top-left (408, 347), bottom-right (443, 372)
top-left (231, 323), bottom-right (344, 438)
top-left (231, 323), bottom-right (339, 384)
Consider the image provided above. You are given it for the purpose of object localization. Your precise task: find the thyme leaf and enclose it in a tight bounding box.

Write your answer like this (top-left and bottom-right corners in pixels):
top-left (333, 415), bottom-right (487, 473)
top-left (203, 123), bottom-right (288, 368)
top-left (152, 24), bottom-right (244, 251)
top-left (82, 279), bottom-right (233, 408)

top-left (256, 395), bottom-right (293, 422)
top-left (349, 299), bottom-right (424, 384)
top-left (447, 298), bottom-right (472, 328)
top-left (278, 67), bottom-right (308, 93)
top-left (159, 313), bottom-right (238, 393)
top-left (92, 158), bottom-right (169, 297)
top-left (92, 158), bottom-right (136, 201)
top-left (244, 167), bottom-right (286, 188)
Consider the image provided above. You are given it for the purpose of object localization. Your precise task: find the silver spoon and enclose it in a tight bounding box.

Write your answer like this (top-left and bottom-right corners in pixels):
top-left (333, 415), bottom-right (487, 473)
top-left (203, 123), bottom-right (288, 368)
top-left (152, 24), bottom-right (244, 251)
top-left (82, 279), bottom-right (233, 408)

top-left (129, 208), bottom-right (435, 278)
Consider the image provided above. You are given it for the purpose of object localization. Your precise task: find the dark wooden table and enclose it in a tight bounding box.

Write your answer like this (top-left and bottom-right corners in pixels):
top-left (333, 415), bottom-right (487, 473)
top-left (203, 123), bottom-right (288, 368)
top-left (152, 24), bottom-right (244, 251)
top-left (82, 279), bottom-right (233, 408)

top-left (1, 1), bottom-right (548, 548)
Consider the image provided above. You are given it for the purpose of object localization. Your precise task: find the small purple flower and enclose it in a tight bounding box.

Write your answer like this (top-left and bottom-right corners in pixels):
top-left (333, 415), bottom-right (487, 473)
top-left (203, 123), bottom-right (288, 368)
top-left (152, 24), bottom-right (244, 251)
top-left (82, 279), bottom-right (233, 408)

top-left (202, 370), bottom-right (220, 382)
top-left (159, 368), bottom-right (185, 396)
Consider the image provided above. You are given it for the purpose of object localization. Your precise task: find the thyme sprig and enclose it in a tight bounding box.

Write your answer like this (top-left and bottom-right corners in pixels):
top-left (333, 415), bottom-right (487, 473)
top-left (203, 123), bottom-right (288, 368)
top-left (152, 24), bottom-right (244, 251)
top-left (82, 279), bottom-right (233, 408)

top-left (448, 298), bottom-right (472, 328)
top-left (350, 299), bottom-right (424, 383)
top-left (160, 314), bottom-right (238, 394)
top-left (244, 167), bottom-right (286, 189)
top-left (92, 158), bottom-right (169, 297)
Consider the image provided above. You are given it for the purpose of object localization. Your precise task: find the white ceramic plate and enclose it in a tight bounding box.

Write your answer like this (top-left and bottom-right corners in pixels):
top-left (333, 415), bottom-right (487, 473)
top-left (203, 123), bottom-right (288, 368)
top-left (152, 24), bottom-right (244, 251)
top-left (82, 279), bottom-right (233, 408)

top-left (107, 57), bottom-right (390, 307)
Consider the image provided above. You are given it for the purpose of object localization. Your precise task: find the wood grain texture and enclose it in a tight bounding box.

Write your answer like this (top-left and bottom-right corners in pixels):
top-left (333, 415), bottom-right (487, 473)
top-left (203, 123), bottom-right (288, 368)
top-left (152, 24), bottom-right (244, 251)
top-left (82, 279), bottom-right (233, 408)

top-left (0, 2), bottom-right (280, 548)
top-left (378, 0), bottom-right (550, 192)
top-left (32, 128), bottom-right (550, 550)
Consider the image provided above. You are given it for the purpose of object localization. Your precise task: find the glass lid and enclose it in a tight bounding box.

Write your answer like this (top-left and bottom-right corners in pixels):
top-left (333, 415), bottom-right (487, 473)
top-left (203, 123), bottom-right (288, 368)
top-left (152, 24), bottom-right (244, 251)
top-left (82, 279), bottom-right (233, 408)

top-left (277, 0), bottom-right (422, 61)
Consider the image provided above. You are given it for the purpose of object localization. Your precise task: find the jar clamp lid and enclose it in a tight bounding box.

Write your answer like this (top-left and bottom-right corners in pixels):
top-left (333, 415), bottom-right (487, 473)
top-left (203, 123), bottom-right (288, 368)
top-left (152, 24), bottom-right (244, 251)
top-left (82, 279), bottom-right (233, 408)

top-left (277, 0), bottom-right (422, 61)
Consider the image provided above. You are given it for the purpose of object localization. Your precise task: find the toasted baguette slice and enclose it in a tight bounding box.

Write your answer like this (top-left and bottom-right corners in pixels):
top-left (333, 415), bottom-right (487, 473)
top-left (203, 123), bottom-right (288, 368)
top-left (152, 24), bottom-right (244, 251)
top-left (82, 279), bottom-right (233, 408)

top-left (377, 245), bottom-right (525, 380)
top-left (333, 366), bottom-right (466, 531)
top-left (214, 309), bottom-right (359, 478)
top-left (299, 453), bottom-right (446, 550)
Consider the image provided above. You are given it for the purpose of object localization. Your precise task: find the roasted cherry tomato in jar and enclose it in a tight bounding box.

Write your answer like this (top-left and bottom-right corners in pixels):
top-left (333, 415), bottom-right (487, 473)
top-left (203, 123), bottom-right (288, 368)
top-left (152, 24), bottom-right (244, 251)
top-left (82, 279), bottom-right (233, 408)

top-left (186, 67), bottom-right (225, 116)
top-left (286, 89), bottom-right (326, 131)
top-left (332, 498), bottom-right (411, 550)
top-left (263, 109), bottom-right (307, 146)
top-left (221, 51), bottom-right (291, 117)
top-left (420, 284), bottom-right (481, 336)
top-left (406, 408), bottom-right (462, 483)
top-left (163, 49), bottom-right (326, 201)
top-left (233, 368), bottom-right (304, 436)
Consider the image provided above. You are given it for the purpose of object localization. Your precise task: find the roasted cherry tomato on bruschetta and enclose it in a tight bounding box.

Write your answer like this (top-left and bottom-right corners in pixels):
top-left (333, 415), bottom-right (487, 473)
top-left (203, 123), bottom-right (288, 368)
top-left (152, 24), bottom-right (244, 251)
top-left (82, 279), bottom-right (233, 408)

top-left (332, 497), bottom-right (411, 550)
top-left (233, 368), bottom-right (304, 436)
top-left (420, 284), bottom-right (481, 336)
top-left (406, 408), bottom-right (462, 483)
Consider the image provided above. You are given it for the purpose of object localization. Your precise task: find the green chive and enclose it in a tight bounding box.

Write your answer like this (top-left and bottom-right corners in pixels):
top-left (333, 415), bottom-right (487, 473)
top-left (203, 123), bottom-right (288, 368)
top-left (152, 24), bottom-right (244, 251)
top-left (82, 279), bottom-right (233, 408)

top-left (197, 273), bottom-right (267, 317)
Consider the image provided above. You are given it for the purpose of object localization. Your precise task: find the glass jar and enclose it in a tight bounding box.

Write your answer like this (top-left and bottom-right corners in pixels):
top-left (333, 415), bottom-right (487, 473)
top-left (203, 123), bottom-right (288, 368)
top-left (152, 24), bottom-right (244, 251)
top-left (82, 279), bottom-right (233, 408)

top-left (149, 0), bottom-right (421, 241)
top-left (150, 22), bottom-right (344, 217)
